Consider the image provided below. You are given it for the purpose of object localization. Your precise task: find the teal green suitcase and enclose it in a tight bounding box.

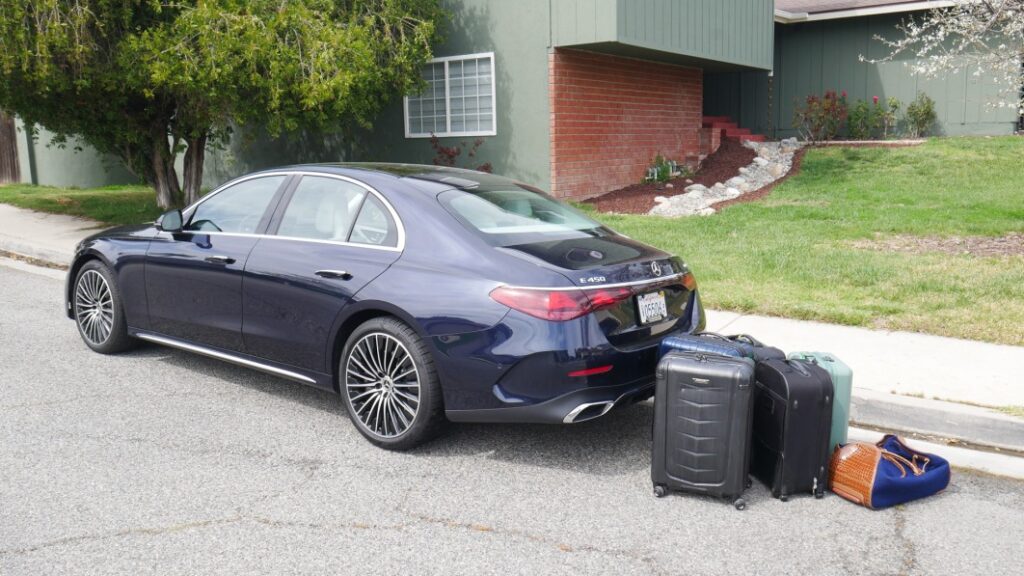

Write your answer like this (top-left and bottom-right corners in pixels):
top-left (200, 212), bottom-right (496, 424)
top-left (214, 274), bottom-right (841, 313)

top-left (787, 352), bottom-right (852, 452)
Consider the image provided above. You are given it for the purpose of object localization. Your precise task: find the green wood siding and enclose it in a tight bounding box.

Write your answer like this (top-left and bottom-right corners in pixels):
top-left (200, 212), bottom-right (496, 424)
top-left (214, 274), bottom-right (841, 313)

top-left (553, 0), bottom-right (774, 70)
top-left (705, 14), bottom-right (1019, 137)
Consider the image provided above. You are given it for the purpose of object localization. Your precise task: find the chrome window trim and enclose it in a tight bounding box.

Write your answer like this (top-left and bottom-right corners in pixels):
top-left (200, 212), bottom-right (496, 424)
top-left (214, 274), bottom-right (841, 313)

top-left (501, 272), bottom-right (687, 292)
top-left (134, 332), bottom-right (316, 385)
top-left (181, 171), bottom-right (406, 252)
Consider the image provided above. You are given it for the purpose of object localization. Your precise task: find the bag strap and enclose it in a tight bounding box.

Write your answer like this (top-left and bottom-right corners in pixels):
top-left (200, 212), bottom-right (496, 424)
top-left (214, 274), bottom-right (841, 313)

top-left (880, 450), bottom-right (924, 478)
top-left (695, 331), bottom-right (729, 342)
top-left (876, 435), bottom-right (931, 475)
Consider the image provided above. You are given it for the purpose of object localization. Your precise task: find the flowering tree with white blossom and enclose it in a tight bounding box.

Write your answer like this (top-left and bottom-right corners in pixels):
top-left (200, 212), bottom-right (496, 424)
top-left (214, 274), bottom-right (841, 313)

top-left (866, 0), bottom-right (1024, 116)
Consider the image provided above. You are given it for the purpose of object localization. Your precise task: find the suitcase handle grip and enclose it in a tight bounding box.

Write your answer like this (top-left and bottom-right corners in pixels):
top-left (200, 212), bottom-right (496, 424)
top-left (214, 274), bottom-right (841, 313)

top-left (788, 359), bottom-right (812, 377)
top-left (730, 333), bottom-right (765, 347)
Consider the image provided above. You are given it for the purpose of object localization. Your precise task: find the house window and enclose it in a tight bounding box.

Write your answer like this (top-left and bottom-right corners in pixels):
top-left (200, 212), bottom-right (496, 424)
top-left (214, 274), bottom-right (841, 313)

top-left (404, 52), bottom-right (496, 138)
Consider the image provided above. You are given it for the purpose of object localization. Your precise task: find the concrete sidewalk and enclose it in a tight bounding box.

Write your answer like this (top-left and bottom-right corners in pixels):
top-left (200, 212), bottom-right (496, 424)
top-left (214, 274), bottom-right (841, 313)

top-left (2, 202), bottom-right (1022, 455)
top-left (0, 203), bottom-right (104, 266)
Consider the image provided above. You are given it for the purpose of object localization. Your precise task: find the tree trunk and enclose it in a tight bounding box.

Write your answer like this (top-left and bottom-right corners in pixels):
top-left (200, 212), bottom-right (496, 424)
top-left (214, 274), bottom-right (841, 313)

top-left (182, 134), bottom-right (207, 206)
top-left (149, 124), bottom-right (181, 210)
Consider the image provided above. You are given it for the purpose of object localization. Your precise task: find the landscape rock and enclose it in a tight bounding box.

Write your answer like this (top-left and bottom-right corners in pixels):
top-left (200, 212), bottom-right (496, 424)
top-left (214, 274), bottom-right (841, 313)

top-left (648, 138), bottom-right (805, 218)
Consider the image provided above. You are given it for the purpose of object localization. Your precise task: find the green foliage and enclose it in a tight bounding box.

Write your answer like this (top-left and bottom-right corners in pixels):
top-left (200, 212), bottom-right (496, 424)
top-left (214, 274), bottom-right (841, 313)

top-left (0, 184), bottom-right (160, 226)
top-left (847, 100), bottom-right (873, 140)
top-left (0, 1), bottom-right (445, 207)
top-left (793, 90), bottom-right (848, 142)
top-left (644, 155), bottom-right (688, 184)
top-left (905, 92), bottom-right (937, 137)
top-left (848, 96), bottom-right (902, 139)
top-left (584, 137), bottom-right (1024, 345)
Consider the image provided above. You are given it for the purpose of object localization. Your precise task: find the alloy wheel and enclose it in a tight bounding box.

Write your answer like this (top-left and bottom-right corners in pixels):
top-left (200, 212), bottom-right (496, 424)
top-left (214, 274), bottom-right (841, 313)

top-left (345, 332), bottom-right (421, 438)
top-left (75, 270), bottom-right (114, 346)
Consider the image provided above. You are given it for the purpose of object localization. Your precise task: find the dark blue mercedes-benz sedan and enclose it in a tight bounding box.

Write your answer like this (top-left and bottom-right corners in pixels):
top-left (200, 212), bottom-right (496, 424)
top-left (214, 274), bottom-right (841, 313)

top-left (66, 164), bottom-right (705, 449)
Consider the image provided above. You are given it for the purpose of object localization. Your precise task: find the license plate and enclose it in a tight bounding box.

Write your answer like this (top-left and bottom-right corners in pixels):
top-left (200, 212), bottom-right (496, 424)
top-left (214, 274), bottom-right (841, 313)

top-left (637, 291), bottom-right (668, 324)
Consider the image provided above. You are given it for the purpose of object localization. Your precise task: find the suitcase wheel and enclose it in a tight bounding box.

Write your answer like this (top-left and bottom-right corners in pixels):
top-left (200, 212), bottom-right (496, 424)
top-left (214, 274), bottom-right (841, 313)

top-left (779, 494), bottom-right (789, 502)
top-left (815, 489), bottom-right (825, 499)
top-left (746, 478), bottom-right (753, 489)
top-left (653, 484), bottom-right (668, 498)
top-left (733, 498), bottom-right (747, 511)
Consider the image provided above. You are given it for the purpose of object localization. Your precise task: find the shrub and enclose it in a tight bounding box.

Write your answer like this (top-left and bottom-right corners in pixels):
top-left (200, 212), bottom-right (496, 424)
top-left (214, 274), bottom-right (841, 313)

top-left (848, 99), bottom-right (873, 140)
top-left (645, 155), bottom-right (676, 183)
top-left (880, 96), bottom-right (901, 139)
top-left (429, 134), bottom-right (493, 172)
top-left (793, 90), bottom-right (848, 142)
top-left (904, 92), bottom-right (937, 137)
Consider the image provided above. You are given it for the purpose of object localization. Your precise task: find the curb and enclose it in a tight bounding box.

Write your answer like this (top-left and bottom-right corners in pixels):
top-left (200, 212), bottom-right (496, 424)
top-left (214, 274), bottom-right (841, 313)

top-left (851, 389), bottom-right (1024, 455)
top-left (849, 427), bottom-right (1024, 481)
top-left (0, 239), bottom-right (70, 270)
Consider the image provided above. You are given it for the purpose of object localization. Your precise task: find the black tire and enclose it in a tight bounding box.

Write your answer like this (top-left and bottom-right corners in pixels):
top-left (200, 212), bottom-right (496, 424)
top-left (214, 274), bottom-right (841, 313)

top-left (72, 260), bottom-right (136, 354)
top-left (653, 485), bottom-right (668, 498)
top-left (734, 498), bottom-right (747, 511)
top-left (339, 317), bottom-right (446, 450)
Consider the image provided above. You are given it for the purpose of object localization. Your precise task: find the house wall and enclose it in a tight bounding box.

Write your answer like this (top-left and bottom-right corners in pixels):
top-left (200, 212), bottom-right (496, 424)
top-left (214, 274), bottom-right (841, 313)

top-left (552, 0), bottom-right (775, 70)
top-left (360, 0), bottom-right (553, 189)
top-left (704, 14), bottom-right (1020, 137)
top-left (13, 119), bottom-right (137, 188)
top-left (549, 49), bottom-right (702, 199)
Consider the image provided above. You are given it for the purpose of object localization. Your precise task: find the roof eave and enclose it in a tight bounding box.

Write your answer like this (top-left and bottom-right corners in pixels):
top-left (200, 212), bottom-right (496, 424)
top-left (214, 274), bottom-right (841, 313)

top-left (774, 1), bottom-right (955, 24)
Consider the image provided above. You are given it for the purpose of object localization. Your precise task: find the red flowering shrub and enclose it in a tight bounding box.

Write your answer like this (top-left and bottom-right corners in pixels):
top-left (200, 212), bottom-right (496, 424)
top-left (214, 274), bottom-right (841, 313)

top-left (792, 90), bottom-right (849, 142)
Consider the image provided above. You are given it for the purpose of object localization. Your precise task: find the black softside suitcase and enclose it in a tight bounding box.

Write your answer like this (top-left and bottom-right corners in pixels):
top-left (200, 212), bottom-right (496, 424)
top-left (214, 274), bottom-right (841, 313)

top-left (751, 359), bottom-right (834, 500)
top-left (729, 334), bottom-right (786, 362)
top-left (652, 351), bottom-right (755, 510)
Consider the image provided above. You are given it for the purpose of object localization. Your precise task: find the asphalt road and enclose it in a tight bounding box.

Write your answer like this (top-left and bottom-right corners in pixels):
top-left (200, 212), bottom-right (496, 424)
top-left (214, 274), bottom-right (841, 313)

top-left (2, 259), bottom-right (1022, 576)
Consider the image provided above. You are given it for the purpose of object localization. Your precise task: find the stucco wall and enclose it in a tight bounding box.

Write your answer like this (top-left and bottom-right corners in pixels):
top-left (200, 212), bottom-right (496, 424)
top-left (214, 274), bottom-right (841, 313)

top-left (14, 120), bottom-right (137, 188)
top-left (549, 49), bottom-right (702, 199)
top-left (359, 0), bottom-right (552, 190)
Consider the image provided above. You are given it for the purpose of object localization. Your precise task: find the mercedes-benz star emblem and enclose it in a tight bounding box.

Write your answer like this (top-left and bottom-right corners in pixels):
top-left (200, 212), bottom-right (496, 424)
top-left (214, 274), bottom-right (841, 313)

top-left (651, 261), bottom-right (662, 276)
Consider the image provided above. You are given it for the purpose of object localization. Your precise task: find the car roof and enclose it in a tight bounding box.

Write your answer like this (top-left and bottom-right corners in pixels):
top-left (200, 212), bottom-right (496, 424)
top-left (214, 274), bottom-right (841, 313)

top-left (263, 162), bottom-right (522, 192)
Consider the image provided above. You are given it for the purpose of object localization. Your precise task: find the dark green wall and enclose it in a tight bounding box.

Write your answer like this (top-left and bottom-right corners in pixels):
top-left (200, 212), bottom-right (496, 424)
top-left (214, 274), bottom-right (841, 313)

top-left (553, 0), bottom-right (774, 70)
top-left (359, 0), bottom-right (552, 189)
top-left (705, 14), bottom-right (1020, 138)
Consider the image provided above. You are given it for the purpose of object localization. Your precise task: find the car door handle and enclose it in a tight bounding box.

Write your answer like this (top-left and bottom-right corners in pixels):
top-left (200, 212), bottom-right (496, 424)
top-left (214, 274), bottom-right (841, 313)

top-left (315, 269), bottom-right (353, 280)
top-left (205, 255), bottom-right (236, 264)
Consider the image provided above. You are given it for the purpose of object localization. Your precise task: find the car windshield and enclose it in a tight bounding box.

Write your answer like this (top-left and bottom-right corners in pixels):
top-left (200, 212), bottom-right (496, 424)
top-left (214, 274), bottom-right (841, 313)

top-left (440, 186), bottom-right (608, 246)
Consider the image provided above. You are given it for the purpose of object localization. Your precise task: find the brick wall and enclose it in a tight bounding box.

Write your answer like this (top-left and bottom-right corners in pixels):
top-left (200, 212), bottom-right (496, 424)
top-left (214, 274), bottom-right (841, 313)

top-left (549, 49), bottom-right (702, 199)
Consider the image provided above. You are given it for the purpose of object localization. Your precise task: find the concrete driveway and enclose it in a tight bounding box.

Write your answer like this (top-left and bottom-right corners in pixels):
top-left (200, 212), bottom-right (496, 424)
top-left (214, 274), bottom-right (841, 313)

top-left (2, 261), bottom-right (1023, 576)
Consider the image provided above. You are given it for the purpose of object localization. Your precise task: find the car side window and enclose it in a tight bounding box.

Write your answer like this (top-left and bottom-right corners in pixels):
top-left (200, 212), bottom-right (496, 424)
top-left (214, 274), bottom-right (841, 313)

top-left (276, 176), bottom-right (368, 241)
top-left (349, 194), bottom-right (398, 248)
top-left (186, 176), bottom-right (285, 233)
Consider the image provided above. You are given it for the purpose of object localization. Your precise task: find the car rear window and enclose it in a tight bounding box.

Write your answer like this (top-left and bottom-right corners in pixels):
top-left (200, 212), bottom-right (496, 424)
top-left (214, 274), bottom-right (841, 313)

top-left (439, 186), bottom-right (607, 246)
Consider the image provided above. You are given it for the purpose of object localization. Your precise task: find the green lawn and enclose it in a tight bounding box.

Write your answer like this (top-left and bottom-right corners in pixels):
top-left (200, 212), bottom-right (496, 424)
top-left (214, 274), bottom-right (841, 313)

top-left (0, 183), bottom-right (161, 226)
top-left (587, 137), bottom-right (1024, 346)
top-left (2, 137), bottom-right (1022, 345)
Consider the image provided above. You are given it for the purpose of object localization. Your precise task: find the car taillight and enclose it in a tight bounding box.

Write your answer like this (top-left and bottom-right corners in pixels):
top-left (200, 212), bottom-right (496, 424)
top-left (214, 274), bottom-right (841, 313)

top-left (489, 285), bottom-right (633, 321)
top-left (681, 272), bottom-right (697, 291)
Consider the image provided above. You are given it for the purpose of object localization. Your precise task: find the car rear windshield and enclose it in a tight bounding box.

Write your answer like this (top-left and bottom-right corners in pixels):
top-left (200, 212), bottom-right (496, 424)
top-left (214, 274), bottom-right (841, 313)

top-left (439, 186), bottom-right (608, 246)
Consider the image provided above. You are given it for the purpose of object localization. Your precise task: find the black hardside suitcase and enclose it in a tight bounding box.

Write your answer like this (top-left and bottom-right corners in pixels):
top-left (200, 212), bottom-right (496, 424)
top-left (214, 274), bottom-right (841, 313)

top-left (652, 351), bottom-right (755, 510)
top-left (751, 358), bottom-right (834, 500)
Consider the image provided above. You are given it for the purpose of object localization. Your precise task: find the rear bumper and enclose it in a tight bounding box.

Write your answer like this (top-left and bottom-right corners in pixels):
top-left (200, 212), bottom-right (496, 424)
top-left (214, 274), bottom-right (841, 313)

top-left (444, 378), bottom-right (654, 424)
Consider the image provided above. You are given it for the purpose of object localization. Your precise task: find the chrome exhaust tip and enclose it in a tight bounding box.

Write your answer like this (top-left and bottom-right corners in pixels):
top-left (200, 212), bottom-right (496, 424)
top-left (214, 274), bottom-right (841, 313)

top-left (562, 400), bottom-right (615, 424)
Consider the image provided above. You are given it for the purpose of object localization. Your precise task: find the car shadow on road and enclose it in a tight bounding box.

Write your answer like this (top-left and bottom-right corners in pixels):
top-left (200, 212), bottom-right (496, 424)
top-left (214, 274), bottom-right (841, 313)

top-left (138, 342), bottom-right (655, 477)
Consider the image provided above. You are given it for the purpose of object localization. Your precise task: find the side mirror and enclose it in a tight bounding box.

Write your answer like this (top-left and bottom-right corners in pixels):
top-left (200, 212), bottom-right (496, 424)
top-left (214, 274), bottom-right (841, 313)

top-left (156, 209), bottom-right (183, 233)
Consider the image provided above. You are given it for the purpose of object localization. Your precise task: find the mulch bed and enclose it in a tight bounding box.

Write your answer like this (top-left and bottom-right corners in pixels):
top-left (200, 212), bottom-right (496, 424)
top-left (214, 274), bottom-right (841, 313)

top-left (583, 139), bottom-right (756, 214)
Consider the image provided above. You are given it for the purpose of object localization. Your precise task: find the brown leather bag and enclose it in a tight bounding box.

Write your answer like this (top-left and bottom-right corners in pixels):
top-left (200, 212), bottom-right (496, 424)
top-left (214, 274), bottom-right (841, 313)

top-left (829, 435), bottom-right (948, 509)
